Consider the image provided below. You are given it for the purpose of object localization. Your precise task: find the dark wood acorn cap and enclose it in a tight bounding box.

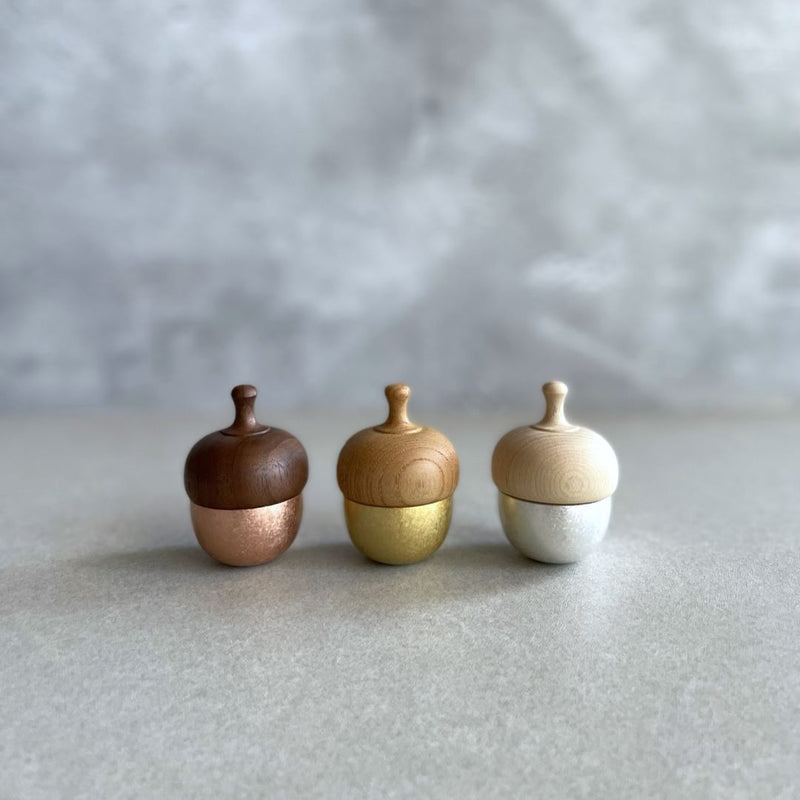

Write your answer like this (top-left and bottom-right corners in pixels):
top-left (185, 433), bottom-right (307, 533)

top-left (184, 385), bottom-right (308, 510)
top-left (336, 384), bottom-right (459, 508)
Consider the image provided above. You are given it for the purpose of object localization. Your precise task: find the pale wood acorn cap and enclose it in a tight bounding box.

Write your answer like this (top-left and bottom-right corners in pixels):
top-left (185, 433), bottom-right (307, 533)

top-left (336, 384), bottom-right (459, 508)
top-left (491, 381), bottom-right (618, 505)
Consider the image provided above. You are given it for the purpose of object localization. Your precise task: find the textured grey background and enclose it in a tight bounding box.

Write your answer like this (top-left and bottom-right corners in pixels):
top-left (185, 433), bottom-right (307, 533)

top-left (1, 1), bottom-right (799, 412)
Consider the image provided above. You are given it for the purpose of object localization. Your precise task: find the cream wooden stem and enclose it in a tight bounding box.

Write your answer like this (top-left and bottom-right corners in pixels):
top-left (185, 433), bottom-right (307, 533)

top-left (534, 381), bottom-right (570, 431)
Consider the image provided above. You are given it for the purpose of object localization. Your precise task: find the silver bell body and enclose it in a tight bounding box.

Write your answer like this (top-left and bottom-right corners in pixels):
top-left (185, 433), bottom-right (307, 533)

top-left (491, 382), bottom-right (619, 565)
top-left (498, 492), bottom-right (612, 564)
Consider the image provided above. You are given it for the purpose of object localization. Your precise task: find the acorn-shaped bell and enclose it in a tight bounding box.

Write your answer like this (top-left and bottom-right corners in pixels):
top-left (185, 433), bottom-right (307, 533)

top-left (184, 385), bottom-right (309, 566)
top-left (491, 381), bottom-right (618, 564)
top-left (337, 384), bottom-right (459, 565)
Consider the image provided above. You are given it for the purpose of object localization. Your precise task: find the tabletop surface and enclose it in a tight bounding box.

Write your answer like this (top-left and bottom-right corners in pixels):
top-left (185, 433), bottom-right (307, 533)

top-left (1, 409), bottom-right (798, 799)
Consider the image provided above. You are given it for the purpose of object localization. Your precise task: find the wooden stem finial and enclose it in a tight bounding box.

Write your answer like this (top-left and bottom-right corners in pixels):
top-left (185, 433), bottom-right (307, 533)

top-left (222, 384), bottom-right (269, 436)
top-left (534, 381), bottom-right (571, 431)
top-left (374, 383), bottom-right (421, 433)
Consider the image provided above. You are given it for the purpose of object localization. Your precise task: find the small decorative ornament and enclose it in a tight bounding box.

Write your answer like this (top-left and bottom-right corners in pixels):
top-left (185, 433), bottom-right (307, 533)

top-left (336, 384), bottom-right (459, 565)
top-left (184, 385), bottom-right (308, 566)
top-left (492, 381), bottom-right (618, 563)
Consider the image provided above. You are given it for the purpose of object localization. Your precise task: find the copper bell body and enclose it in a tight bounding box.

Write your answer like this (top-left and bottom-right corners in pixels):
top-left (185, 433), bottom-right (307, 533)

top-left (336, 384), bottom-right (459, 565)
top-left (184, 385), bottom-right (309, 566)
top-left (492, 381), bottom-right (619, 564)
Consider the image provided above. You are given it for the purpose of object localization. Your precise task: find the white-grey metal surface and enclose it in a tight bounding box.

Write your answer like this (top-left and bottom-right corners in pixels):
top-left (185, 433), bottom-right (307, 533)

top-left (498, 494), bottom-right (611, 563)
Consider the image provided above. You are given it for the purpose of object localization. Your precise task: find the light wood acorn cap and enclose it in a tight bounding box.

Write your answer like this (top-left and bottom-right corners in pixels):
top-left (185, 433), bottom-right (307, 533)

top-left (336, 384), bottom-right (459, 508)
top-left (184, 385), bottom-right (309, 510)
top-left (491, 381), bottom-right (618, 505)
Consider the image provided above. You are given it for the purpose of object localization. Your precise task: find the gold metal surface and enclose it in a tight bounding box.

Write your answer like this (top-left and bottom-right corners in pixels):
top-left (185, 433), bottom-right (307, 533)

top-left (190, 495), bottom-right (302, 567)
top-left (343, 497), bottom-right (453, 565)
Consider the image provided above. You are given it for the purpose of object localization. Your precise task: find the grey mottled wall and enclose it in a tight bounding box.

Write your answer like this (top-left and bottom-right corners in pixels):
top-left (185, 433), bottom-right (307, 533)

top-left (1, 1), bottom-right (799, 412)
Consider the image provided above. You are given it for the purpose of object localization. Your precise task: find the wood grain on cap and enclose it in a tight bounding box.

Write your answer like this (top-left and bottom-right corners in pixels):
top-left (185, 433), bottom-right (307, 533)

top-left (491, 381), bottom-right (618, 505)
top-left (184, 385), bottom-right (308, 509)
top-left (337, 384), bottom-right (459, 508)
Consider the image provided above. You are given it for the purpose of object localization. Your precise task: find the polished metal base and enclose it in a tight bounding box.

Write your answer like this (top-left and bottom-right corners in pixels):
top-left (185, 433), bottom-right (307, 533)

top-left (190, 495), bottom-right (302, 567)
top-left (344, 497), bottom-right (453, 565)
top-left (498, 492), bottom-right (611, 564)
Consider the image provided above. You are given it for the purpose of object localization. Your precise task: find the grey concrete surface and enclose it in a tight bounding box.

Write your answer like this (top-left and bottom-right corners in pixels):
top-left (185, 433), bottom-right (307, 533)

top-left (1, 410), bottom-right (798, 798)
top-left (1, 1), bottom-right (800, 413)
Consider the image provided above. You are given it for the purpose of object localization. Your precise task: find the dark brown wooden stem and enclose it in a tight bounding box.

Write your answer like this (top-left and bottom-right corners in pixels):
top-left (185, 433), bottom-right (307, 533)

top-left (222, 385), bottom-right (269, 436)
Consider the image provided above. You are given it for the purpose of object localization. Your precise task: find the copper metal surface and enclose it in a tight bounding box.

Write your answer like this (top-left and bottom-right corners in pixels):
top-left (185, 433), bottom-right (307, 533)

top-left (344, 497), bottom-right (453, 565)
top-left (190, 494), bottom-right (302, 566)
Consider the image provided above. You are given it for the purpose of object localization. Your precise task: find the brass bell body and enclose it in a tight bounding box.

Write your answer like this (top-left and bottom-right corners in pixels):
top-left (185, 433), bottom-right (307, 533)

top-left (337, 384), bottom-right (459, 565)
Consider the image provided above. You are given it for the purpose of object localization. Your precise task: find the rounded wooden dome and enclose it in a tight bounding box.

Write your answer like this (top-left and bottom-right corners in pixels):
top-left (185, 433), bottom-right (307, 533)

top-left (337, 384), bottom-right (459, 508)
top-left (492, 381), bottom-right (618, 505)
top-left (184, 385), bottom-right (308, 510)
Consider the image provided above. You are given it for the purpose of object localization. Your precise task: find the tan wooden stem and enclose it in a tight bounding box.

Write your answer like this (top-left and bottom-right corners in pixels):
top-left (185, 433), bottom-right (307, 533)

top-left (375, 384), bottom-right (420, 433)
